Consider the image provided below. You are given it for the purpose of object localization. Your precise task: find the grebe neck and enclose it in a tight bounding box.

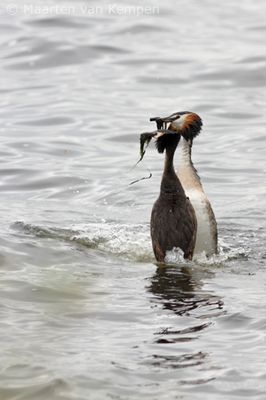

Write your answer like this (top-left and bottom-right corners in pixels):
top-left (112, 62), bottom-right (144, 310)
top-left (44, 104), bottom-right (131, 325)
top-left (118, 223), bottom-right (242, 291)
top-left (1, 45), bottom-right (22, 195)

top-left (163, 142), bottom-right (177, 176)
top-left (178, 137), bottom-right (202, 191)
top-left (161, 140), bottom-right (185, 196)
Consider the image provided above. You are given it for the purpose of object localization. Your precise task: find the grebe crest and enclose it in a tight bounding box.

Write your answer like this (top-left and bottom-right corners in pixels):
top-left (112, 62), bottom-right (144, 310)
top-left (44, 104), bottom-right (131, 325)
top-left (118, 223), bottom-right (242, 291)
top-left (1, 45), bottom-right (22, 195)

top-left (151, 111), bottom-right (202, 143)
top-left (167, 112), bottom-right (202, 142)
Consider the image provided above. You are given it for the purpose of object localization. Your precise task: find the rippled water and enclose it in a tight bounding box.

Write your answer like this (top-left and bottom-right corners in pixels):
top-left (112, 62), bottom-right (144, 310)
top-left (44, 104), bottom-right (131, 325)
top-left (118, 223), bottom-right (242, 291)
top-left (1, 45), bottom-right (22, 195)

top-left (1, 1), bottom-right (266, 399)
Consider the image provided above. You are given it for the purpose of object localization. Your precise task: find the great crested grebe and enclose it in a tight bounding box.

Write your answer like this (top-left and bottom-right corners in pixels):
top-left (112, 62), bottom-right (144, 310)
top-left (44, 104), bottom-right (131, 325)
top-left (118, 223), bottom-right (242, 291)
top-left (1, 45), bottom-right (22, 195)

top-left (140, 128), bottom-right (197, 262)
top-left (150, 111), bottom-right (218, 256)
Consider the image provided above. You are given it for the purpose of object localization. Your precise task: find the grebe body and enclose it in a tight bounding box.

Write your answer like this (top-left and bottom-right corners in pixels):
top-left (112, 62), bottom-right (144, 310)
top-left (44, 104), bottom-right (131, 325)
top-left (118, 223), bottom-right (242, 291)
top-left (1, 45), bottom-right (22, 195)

top-left (150, 111), bottom-right (218, 257)
top-left (150, 133), bottom-right (197, 262)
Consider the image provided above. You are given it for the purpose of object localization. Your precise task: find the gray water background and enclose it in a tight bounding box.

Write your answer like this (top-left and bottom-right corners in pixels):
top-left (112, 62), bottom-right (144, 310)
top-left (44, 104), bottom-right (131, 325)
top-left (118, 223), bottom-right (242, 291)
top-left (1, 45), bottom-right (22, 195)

top-left (0, 1), bottom-right (266, 399)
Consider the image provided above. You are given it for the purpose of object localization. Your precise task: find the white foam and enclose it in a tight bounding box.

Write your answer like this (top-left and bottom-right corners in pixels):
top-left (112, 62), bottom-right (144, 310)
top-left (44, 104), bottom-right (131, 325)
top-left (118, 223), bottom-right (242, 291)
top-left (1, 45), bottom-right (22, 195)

top-left (13, 221), bottom-right (249, 266)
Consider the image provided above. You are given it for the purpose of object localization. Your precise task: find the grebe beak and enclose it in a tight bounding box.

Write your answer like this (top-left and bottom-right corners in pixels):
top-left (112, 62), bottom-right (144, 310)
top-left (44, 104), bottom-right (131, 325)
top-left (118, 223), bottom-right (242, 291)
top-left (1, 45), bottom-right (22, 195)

top-left (150, 113), bottom-right (181, 130)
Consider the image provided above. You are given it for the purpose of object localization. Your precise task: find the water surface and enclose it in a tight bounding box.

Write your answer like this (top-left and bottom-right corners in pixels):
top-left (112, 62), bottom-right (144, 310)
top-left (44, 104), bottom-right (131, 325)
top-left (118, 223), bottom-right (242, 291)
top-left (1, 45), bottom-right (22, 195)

top-left (0, 1), bottom-right (266, 399)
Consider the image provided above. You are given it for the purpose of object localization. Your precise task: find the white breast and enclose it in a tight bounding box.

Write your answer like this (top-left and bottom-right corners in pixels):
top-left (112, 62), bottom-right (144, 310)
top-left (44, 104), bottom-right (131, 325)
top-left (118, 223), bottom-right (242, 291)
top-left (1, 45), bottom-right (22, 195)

top-left (186, 188), bottom-right (217, 256)
top-left (176, 137), bottom-right (218, 257)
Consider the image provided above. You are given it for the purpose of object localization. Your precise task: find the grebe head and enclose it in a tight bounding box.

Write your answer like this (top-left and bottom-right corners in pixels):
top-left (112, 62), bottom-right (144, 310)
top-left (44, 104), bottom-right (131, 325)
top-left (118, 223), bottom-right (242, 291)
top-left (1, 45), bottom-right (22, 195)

top-left (154, 130), bottom-right (180, 153)
top-left (150, 111), bottom-right (202, 143)
top-left (139, 129), bottom-right (181, 159)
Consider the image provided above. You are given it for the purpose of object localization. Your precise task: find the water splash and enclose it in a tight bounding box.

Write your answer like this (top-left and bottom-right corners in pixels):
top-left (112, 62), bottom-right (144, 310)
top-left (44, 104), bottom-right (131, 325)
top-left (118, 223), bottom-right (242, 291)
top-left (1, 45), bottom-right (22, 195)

top-left (13, 221), bottom-right (250, 266)
top-left (13, 221), bottom-right (154, 262)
